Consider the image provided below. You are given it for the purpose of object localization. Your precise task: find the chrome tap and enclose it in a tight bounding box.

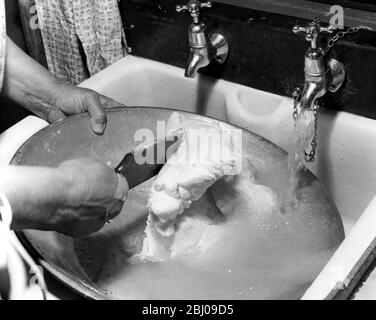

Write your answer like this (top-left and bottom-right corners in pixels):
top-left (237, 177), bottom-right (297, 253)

top-left (176, 0), bottom-right (229, 78)
top-left (293, 18), bottom-right (346, 111)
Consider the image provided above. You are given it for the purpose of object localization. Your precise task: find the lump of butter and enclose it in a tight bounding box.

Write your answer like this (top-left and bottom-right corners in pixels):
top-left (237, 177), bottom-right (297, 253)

top-left (135, 113), bottom-right (243, 262)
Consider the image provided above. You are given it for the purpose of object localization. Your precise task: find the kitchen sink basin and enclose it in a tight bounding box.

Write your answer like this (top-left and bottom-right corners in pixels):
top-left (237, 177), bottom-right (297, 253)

top-left (81, 56), bottom-right (376, 236)
top-left (1, 55), bottom-right (376, 299)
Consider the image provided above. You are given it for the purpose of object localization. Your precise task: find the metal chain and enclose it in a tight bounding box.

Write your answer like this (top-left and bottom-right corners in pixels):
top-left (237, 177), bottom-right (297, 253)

top-left (292, 87), bottom-right (301, 122)
top-left (304, 101), bottom-right (319, 163)
top-left (324, 25), bottom-right (373, 54)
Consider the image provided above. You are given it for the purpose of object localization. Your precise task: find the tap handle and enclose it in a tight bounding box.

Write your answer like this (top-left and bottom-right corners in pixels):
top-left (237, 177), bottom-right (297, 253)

top-left (176, 0), bottom-right (212, 24)
top-left (293, 17), bottom-right (334, 50)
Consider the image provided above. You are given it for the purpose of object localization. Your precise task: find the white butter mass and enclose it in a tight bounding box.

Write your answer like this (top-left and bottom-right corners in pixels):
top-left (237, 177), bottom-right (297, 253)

top-left (135, 113), bottom-right (243, 262)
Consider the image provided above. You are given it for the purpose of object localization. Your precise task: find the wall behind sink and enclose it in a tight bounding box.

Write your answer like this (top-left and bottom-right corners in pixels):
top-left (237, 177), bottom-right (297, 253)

top-left (119, 0), bottom-right (376, 120)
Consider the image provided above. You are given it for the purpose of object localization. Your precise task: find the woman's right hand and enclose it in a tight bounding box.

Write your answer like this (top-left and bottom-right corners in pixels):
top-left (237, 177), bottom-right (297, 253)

top-left (53, 159), bottom-right (129, 237)
top-left (2, 159), bottom-right (128, 237)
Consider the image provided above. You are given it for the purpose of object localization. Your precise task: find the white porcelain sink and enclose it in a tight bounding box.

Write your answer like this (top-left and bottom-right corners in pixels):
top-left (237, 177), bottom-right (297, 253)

top-left (1, 55), bottom-right (376, 299)
top-left (81, 55), bottom-right (376, 236)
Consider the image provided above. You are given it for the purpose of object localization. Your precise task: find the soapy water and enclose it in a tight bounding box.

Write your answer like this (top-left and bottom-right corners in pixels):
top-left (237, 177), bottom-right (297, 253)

top-left (74, 150), bottom-right (344, 300)
top-left (72, 111), bottom-right (343, 300)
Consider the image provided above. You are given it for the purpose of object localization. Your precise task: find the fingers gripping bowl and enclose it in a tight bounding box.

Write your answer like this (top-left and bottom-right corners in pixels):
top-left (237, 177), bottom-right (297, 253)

top-left (11, 107), bottom-right (344, 299)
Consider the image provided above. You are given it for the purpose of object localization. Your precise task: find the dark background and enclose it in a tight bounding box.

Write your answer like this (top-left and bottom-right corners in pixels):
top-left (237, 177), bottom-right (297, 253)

top-left (119, 0), bottom-right (376, 120)
top-left (219, 0), bottom-right (376, 12)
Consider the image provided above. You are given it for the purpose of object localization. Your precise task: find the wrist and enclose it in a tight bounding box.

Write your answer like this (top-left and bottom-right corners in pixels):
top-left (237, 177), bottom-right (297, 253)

top-left (7, 167), bottom-right (73, 231)
top-left (46, 81), bottom-right (68, 106)
top-left (56, 163), bottom-right (80, 205)
top-left (41, 168), bottom-right (74, 229)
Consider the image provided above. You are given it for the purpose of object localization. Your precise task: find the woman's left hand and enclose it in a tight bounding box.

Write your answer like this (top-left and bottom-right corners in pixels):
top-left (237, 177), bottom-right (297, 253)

top-left (49, 84), bottom-right (125, 135)
top-left (3, 37), bottom-right (125, 135)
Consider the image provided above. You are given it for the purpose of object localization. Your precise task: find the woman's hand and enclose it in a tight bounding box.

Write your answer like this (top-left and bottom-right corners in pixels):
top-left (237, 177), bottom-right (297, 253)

top-left (2, 37), bottom-right (125, 136)
top-left (1, 159), bottom-right (129, 237)
top-left (53, 159), bottom-right (129, 237)
top-left (49, 84), bottom-right (125, 135)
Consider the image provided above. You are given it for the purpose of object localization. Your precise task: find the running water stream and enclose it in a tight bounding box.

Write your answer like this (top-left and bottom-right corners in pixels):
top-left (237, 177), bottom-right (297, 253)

top-left (288, 107), bottom-right (316, 203)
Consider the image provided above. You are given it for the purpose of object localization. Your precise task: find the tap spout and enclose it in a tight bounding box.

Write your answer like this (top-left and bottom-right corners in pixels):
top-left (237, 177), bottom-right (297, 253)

top-left (299, 74), bottom-right (328, 110)
top-left (185, 50), bottom-right (209, 78)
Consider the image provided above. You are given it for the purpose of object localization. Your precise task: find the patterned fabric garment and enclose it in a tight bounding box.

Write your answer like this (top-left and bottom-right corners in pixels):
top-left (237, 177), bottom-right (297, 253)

top-left (35, 0), bottom-right (127, 84)
top-left (0, 0), bottom-right (6, 92)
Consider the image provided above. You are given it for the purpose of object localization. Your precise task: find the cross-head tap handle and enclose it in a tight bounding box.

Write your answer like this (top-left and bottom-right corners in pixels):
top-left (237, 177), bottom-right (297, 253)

top-left (293, 17), bottom-right (334, 50)
top-left (176, 0), bottom-right (212, 24)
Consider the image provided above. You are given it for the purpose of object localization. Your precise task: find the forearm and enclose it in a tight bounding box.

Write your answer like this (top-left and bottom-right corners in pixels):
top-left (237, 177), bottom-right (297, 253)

top-left (0, 165), bottom-right (71, 231)
top-left (1, 37), bottom-right (63, 120)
